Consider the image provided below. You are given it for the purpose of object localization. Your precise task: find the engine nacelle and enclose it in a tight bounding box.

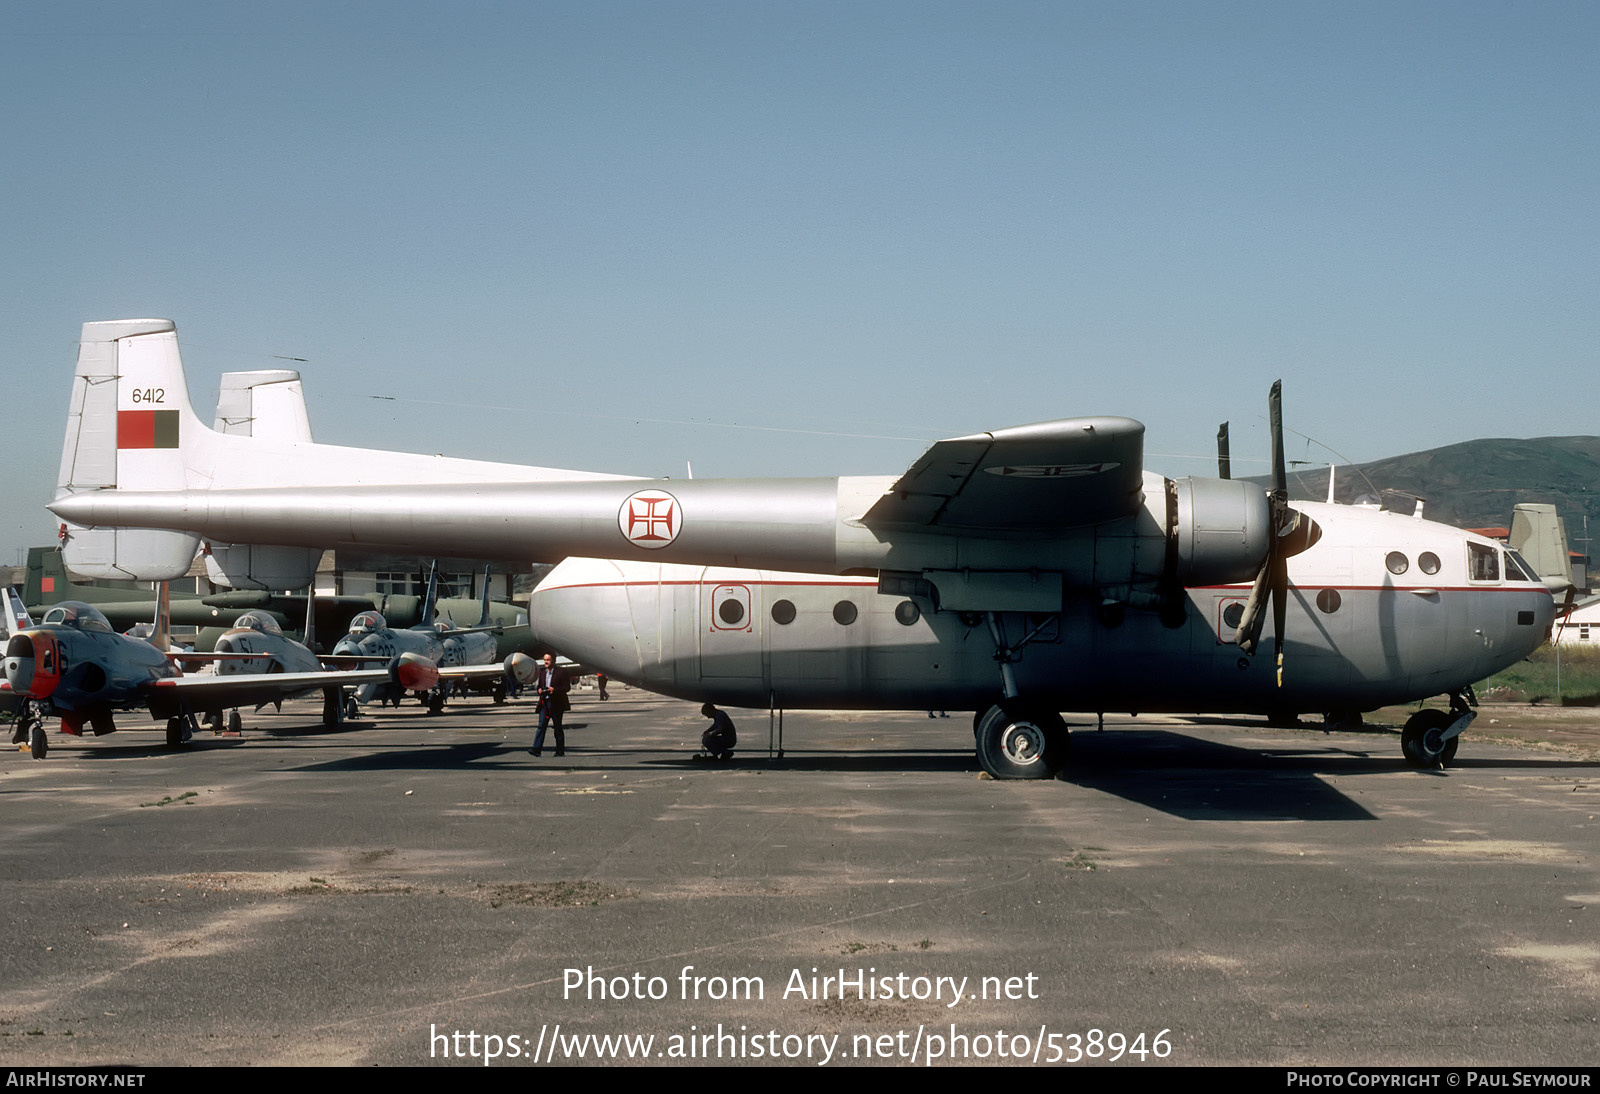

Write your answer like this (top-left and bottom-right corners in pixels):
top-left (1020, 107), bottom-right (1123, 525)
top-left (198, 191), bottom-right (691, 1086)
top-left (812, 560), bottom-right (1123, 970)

top-left (900, 474), bottom-right (1275, 613)
top-left (1170, 476), bottom-right (1272, 587)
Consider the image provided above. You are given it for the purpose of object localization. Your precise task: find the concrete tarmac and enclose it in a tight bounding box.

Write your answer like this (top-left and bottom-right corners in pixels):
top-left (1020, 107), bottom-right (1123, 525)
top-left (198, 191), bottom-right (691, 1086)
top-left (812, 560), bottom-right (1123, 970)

top-left (1, 687), bottom-right (1595, 1067)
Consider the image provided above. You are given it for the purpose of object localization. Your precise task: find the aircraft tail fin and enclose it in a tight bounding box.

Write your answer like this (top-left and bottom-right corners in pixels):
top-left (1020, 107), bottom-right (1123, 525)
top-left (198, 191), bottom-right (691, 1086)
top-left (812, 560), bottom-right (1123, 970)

top-left (1509, 503), bottom-right (1574, 595)
top-left (203, 369), bottom-right (324, 590)
top-left (150, 582), bottom-right (174, 653)
top-left (476, 565), bottom-right (492, 627)
top-left (2, 585), bottom-right (34, 636)
top-left (421, 563), bottom-right (440, 627)
top-left (213, 370), bottom-right (314, 442)
top-left (303, 585), bottom-right (317, 653)
top-left (55, 320), bottom-right (205, 581)
top-left (25, 546), bottom-right (75, 607)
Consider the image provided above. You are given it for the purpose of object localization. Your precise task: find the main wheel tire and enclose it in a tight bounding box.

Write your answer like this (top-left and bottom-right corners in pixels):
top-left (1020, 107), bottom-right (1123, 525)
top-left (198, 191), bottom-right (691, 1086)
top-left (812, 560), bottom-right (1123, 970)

top-left (165, 717), bottom-right (185, 749)
top-left (29, 722), bottom-right (47, 760)
top-left (1401, 709), bottom-right (1459, 768)
top-left (975, 702), bottom-right (1067, 780)
top-left (227, 710), bottom-right (243, 734)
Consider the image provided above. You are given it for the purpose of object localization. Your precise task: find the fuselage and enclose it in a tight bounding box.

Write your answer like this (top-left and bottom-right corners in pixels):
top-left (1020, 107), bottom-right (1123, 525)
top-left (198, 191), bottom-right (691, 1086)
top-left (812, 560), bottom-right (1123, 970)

top-left (212, 611), bottom-right (322, 675)
top-left (529, 502), bottom-right (1555, 714)
top-left (330, 611), bottom-right (499, 701)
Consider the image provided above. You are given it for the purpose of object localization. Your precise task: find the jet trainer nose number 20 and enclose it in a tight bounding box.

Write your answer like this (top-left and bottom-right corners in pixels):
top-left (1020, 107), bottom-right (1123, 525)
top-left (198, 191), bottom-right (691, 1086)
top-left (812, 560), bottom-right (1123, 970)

top-left (47, 320), bottom-right (1555, 777)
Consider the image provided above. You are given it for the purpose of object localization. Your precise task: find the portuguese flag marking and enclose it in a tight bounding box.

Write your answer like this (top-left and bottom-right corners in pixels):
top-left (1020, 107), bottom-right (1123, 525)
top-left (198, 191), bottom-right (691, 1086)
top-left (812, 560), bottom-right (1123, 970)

top-left (118, 409), bottom-right (181, 449)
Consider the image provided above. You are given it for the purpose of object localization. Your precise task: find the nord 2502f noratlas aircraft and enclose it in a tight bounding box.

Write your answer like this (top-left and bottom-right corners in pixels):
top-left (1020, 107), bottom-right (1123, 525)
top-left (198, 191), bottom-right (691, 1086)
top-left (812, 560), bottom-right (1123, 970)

top-left (47, 320), bottom-right (1558, 777)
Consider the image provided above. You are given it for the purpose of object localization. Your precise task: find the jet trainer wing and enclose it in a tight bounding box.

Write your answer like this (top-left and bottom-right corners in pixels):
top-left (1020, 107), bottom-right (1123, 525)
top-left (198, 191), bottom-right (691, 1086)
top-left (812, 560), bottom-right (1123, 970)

top-left (860, 416), bottom-right (1146, 533)
top-left (149, 668), bottom-right (392, 706)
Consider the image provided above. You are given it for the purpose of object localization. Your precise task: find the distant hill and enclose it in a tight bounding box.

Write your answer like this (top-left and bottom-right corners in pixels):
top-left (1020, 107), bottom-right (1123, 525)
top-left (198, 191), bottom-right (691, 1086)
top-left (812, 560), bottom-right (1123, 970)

top-left (1254, 436), bottom-right (1600, 557)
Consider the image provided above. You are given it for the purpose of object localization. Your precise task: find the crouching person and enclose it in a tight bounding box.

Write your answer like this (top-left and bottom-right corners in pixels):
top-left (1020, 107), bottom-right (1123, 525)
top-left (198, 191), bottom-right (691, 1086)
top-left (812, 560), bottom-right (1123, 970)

top-left (699, 703), bottom-right (737, 761)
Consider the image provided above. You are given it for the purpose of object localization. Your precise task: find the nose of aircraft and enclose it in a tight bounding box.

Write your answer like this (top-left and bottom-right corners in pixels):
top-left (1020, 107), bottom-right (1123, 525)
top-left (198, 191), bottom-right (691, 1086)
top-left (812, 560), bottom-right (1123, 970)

top-left (214, 633), bottom-right (243, 674)
top-left (3, 632), bottom-right (55, 698)
top-left (3, 653), bottom-right (30, 694)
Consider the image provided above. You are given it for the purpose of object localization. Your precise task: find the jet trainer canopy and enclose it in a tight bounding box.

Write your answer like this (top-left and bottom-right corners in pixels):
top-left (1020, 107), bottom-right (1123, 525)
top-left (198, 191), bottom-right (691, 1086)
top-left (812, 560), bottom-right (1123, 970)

top-left (41, 602), bottom-right (114, 633)
top-left (233, 611), bottom-right (282, 635)
top-left (348, 611), bottom-right (386, 634)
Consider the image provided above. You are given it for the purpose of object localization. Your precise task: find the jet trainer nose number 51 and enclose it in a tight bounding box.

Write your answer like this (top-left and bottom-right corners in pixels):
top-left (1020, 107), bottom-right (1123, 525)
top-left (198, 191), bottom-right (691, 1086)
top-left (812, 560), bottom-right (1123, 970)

top-left (46, 320), bottom-right (1556, 777)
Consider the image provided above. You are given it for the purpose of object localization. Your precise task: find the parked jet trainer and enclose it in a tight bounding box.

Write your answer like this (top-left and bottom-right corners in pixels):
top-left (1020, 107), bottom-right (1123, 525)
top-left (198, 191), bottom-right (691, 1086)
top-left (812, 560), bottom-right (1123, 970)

top-left (0, 588), bottom-right (397, 757)
top-left (48, 319), bottom-right (1556, 777)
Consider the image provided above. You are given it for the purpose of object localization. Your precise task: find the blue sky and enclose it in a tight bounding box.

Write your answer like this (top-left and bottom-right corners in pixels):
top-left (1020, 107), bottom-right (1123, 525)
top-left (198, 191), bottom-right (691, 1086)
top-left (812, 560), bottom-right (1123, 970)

top-left (5, 1), bottom-right (1597, 566)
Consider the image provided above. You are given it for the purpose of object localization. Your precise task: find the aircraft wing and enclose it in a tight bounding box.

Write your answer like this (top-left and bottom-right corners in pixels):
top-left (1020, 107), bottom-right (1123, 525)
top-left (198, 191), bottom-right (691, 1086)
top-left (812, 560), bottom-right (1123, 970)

top-left (437, 665), bottom-right (511, 681)
top-left (860, 416), bottom-right (1146, 533)
top-left (148, 668), bottom-right (391, 707)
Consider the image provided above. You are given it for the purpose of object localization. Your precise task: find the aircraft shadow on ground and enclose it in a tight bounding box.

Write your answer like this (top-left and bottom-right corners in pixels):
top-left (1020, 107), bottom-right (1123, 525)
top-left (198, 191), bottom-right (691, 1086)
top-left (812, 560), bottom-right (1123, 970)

top-left (675, 731), bottom-right (1383, 820)
top-left (1059, 730), bottom-right (1379, 820)
top-left (292, 741), bottom-right (511, 770)
top-left (640, 748), bottom-right (979, 775)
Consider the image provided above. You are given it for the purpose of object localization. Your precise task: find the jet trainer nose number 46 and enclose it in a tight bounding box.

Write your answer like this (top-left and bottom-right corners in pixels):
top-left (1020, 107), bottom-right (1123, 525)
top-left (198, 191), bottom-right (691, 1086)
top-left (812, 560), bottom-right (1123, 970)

top-left (47, 320), bottom-right (1556, 777)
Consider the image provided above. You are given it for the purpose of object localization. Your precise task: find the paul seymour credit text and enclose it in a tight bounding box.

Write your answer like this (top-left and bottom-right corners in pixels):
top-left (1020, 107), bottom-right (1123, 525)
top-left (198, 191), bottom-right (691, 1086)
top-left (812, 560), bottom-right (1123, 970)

top-left (429, 965), bottom-right (1176, 1065)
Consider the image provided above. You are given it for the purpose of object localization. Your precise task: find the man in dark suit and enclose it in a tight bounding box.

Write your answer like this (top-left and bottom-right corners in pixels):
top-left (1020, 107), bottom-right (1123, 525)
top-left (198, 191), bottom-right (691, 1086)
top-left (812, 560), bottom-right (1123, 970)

top-left (528, 653), bottom-right (571, 757)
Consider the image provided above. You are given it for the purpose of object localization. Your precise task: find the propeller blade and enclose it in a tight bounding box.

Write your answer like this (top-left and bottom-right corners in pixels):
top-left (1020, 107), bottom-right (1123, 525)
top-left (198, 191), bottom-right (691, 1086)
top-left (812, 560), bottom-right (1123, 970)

top-left (1269, 379), bottom-right (1285, 499)
top-left (1268, 379), bottom-right (1288, 686)
top-left (1236, 380), bottom-right (1293, 686)
top-left (1216, 422), bottom-right (1231, 480)
top-left (1270, 549), bottom-right (1288, 687)
top-left (1235, 560), bottom-right (1271, 652)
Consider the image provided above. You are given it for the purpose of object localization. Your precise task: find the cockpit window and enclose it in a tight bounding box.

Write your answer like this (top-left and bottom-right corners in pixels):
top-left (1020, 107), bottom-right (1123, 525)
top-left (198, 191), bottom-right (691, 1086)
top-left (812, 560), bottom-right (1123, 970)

top-left (42, 601), bottom-right (114, 632)
top-left (1467, 543), bottom-right (1500, 583)
top-left (235, 612), bottom-right (282, 635)
top-left (1504, 550), bottom-right (1539, 583)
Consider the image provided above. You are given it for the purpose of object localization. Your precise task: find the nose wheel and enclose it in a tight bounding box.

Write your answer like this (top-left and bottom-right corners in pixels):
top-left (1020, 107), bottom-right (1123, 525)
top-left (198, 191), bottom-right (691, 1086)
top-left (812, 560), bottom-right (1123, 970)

top-left (974, 702), bottom-right (1067, 779)
top-left (20, 706), bottom-right (49, 759)
top-left (1401, 708), bottom-right (1461, 768)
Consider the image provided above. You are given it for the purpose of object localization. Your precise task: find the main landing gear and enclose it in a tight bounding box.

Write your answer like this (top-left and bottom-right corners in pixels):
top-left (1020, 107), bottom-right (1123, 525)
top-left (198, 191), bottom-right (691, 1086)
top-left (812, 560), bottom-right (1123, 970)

top-left (321, 688), bottom-right (361, 727)
top-left (1401, 688), bottom-right (1476, 769)
top-left (970, 611), bottom-right (1070, 780)
top-left (165, 713), bottom-right (198, 749)
top-left (974, 701), bottom-right (1068, 780)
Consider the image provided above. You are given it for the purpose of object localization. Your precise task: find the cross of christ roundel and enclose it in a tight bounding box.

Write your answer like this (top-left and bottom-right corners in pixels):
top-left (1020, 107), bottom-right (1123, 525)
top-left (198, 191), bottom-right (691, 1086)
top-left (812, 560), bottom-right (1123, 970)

top-left (618, 489), bottom-right (682, 549)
